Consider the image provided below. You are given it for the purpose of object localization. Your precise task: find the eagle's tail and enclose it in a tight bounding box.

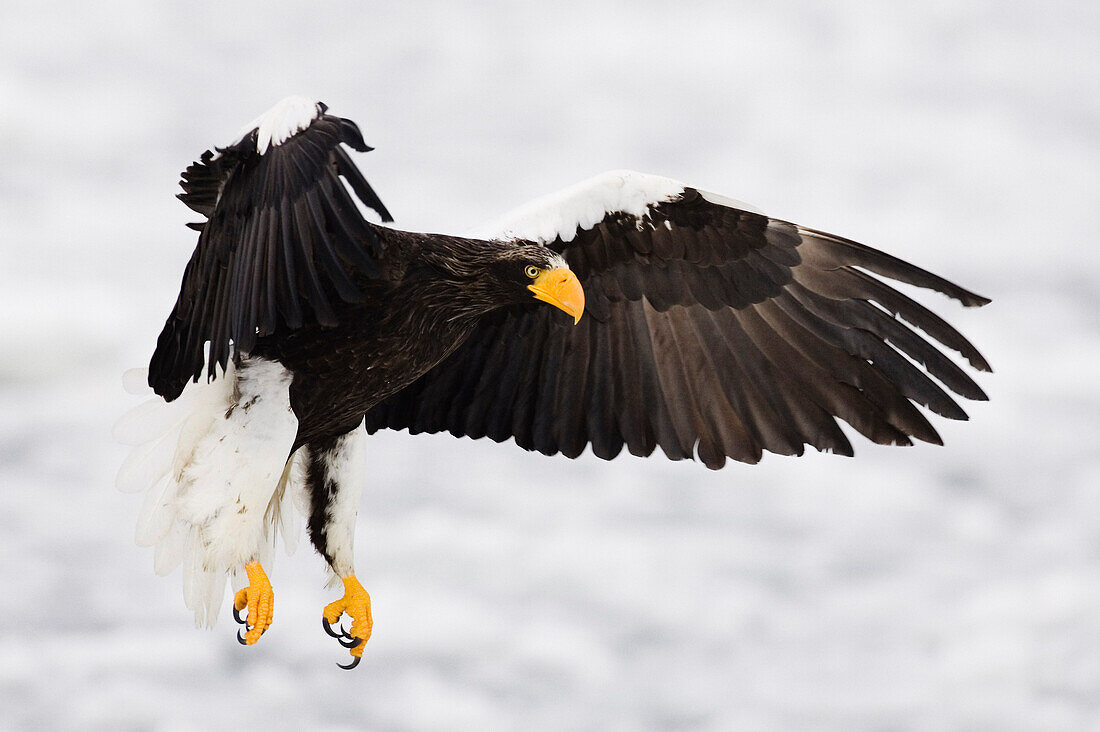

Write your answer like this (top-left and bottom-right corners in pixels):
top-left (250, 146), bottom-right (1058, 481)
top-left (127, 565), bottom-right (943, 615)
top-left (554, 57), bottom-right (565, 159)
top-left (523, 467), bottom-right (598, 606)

top-left (114, 360), bottom-right (306, 627)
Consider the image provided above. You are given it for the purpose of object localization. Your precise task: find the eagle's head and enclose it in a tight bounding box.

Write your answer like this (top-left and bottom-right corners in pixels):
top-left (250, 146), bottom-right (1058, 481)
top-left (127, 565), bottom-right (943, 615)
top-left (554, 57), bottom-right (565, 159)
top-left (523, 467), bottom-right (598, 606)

top-left (492, 245), bottom-right (585, 324)
top-left (426, 238), bottom-right (585, 324)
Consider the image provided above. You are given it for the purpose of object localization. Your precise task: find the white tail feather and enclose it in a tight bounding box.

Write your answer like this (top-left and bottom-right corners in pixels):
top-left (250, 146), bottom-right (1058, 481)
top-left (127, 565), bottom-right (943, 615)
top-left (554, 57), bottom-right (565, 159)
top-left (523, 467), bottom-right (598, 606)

top-left (122, 367), bottom-right (153, 395)
top-left (112, 397), bottom-right (189, 446)
top-left (154, 521), bottom-right (187, 576)
top-left (135, 475), bottom-right (175, 547)
top-left (116, 360), bottom-right (306, 628)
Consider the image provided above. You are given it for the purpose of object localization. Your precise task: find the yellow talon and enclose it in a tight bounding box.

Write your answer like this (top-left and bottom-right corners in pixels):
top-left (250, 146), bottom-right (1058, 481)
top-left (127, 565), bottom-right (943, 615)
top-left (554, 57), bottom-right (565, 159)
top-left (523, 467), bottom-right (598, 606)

top-left (323, 575), bottom-right (373, 658)
top-left (234, 562), bottom-right (275, 645)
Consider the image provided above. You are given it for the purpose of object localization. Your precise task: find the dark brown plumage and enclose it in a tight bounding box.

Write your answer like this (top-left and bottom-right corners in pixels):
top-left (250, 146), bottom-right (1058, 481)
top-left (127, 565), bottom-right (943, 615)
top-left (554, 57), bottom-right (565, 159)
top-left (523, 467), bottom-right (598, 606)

top-left (152, 105), bottom-right (990, 471)
top-left (253, 230), bottom-right (576, 449)
top-left (139, 99), bottom-right (989, 663)
top-left (150, 106), bottom-right (393, 401)
top-left (363, 190), bottom-right (991, 469)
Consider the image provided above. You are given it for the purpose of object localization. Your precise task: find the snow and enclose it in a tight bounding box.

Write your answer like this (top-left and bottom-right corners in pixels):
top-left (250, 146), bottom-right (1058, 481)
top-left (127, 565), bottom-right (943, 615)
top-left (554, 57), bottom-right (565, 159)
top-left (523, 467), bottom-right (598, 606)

top-left (2, 1), bottom-right (1099, 729)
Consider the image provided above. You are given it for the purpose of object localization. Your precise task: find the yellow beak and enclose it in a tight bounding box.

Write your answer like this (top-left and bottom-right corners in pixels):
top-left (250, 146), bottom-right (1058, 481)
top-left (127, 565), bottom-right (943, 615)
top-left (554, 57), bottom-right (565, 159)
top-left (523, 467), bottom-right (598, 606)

top-left (528, 268), bottom-right (585, 324)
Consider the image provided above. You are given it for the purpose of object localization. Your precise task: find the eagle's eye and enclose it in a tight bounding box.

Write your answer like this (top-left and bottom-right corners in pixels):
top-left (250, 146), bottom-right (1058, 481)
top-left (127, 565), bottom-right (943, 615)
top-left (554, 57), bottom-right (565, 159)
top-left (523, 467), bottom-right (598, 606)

top-left (524, 265), bottom-right (541, 279)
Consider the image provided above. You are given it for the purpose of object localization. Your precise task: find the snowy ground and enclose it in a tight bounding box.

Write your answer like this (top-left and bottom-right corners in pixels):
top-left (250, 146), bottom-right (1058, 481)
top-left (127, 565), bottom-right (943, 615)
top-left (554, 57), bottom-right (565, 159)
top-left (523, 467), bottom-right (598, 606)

top-left (1, 1), bottom-right (1098, 729)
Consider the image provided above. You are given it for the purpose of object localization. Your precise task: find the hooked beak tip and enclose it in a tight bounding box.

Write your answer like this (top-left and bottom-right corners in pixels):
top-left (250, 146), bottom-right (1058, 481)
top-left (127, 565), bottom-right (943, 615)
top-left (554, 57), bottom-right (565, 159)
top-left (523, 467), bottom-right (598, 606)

top-left (528, 268), bottom-right (585, 324)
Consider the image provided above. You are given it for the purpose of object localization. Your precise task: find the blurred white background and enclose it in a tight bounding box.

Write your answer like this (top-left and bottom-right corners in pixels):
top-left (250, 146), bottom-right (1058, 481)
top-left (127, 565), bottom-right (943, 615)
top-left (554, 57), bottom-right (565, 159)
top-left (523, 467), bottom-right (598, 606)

top-left (1, 1), bottom-right (1098, 728)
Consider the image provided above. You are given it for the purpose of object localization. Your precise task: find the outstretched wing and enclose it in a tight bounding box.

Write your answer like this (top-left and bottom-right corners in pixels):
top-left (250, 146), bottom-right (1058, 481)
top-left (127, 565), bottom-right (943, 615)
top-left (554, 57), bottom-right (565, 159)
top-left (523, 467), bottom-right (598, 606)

top-left (364, 170), bottom-right (991, 469)
top-left (149, 98), bottom-right (393, 401)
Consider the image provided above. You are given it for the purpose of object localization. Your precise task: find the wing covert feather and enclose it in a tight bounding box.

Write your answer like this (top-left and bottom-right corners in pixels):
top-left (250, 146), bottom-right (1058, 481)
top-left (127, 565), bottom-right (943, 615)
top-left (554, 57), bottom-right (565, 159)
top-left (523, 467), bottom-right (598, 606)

top-left (150, 109), bottom-right (392, 401)
top-left (361, 172), bottom-right (990, 468)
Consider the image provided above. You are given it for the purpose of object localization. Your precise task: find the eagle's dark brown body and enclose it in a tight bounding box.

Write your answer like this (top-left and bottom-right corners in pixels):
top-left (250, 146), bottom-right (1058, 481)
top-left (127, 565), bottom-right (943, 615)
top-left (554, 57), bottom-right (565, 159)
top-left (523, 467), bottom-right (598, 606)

top-left (137, 99), bottom-right (989, 666)
top-left (228, 224), bottom-right (571, 570)
top-left (251, 228), bottom-right (547, 449)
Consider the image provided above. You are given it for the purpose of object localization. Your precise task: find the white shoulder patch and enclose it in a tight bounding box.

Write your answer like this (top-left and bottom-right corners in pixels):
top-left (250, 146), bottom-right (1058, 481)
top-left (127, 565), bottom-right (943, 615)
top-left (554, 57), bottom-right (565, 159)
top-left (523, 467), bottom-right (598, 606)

top-left (696, 189), bottom-right (765, 216)
top-left (235, 96), bottom-right (322, 155)
top-left (473, 170), bottom-right (686, 244)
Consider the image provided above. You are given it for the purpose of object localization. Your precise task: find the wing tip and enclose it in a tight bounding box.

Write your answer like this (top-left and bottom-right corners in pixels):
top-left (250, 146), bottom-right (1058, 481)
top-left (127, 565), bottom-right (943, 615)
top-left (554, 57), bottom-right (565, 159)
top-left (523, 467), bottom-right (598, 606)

top-left (961, 290), bottom-right (992, 308)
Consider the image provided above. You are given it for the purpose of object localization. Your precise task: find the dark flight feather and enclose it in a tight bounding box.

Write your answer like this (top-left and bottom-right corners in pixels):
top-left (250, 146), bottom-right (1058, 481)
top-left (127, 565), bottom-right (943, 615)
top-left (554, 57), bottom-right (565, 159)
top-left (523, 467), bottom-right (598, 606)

top-left (149, 112), bottom-right (392, 401)
top-left (363, 186), bottom-right (990, 468)
top-left (155, 102), bottom-right (988, 468)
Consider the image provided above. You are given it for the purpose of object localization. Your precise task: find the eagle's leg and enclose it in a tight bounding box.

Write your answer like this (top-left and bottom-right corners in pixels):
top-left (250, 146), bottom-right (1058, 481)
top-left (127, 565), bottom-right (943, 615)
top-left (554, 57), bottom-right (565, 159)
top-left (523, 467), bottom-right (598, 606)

top-left (302, 423), bottom-right (372, 668)
top-left (233, 561), bottom-right (275, 645)
top-left (322, 576), bottom-right (373, 667)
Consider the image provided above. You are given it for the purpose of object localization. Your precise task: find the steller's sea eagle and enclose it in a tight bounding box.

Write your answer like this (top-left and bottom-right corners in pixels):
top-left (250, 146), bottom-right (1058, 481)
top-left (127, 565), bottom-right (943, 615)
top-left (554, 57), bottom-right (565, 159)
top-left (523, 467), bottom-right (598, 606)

top-left (116, 96), bottom-right (991, 668)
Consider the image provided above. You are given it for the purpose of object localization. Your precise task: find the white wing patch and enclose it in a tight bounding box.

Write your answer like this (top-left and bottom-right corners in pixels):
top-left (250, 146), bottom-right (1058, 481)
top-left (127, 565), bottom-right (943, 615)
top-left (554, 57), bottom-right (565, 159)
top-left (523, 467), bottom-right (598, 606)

top-left (234, 96), bottom-right (322, 155)
top-left (473, 170), bottom-right (768, 245)
top-left (115, 358), bottom-right (304, 627)
top-left (473, 170), bottom-right (685, 245)
top-left (696, 188), bottom-right (765, 216)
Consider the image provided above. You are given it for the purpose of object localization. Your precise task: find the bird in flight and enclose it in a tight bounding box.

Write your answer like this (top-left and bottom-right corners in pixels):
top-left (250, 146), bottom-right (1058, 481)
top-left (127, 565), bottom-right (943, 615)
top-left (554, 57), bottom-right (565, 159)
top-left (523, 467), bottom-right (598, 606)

top-left (116, 96), bottom-right (990, 668)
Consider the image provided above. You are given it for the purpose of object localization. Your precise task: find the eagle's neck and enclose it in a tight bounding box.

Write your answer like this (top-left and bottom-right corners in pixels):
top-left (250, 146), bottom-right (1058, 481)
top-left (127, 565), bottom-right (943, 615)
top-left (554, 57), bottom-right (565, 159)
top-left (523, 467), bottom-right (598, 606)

top-left (403, 235), bottom-right (522, 321)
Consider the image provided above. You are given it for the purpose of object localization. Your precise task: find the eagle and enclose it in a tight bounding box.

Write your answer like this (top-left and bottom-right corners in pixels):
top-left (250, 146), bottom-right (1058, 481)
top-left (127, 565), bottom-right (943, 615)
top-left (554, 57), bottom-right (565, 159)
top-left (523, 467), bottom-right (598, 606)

top-left (116, 96), bottom-right (990, 668)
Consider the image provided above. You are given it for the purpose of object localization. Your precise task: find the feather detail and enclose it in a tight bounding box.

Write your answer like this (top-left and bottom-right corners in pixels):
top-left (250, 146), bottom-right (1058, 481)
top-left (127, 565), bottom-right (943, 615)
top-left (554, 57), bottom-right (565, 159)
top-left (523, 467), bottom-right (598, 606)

top-left (366, 171), bottom-right (990, 468)
top-left (115, 359), bottom-right (306, 627)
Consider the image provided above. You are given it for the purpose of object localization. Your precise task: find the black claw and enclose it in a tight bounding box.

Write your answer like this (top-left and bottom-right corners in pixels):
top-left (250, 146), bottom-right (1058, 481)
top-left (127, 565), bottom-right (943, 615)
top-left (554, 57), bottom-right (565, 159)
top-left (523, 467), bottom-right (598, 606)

top-left (337, 655), bottom-right (361, 670)
top-left (237, 629), bottom-right (248, 645)
top-left (322, 617), bottom-right (345, 639)
top-left (337, 634), bottom-right (359, 648)
top-left (233, 605), bottom-right (246, 625)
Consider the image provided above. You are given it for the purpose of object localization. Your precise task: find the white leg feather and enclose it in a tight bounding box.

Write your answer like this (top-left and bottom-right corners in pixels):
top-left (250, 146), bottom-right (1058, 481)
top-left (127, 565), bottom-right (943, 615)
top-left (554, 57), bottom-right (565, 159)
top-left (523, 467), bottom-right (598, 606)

top-left (319, 425), bottom-right (368, 580)
top-left (116, 358), bottom-right (305, 627)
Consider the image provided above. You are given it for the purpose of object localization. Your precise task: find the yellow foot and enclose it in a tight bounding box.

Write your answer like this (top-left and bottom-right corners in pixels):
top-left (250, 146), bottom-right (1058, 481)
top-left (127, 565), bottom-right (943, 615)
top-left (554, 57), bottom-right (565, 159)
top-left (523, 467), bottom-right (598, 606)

top-left (233, 562), bottom-right (274, 645)
top-left (322, 575), bottom-right (372, 669)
